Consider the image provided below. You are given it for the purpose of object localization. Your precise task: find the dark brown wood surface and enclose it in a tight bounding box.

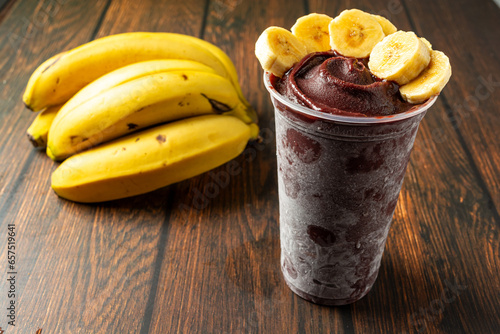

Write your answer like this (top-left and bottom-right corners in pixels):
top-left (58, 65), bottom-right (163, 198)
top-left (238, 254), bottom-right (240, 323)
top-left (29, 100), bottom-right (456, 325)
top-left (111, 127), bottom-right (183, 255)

top-left (0, 0), bottom-right (499, 333)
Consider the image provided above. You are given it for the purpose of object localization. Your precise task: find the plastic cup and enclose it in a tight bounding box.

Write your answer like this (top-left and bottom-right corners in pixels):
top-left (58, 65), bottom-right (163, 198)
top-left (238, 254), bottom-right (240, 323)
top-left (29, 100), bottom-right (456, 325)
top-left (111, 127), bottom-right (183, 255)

top-left (264, 72), bottom-right (437, 306)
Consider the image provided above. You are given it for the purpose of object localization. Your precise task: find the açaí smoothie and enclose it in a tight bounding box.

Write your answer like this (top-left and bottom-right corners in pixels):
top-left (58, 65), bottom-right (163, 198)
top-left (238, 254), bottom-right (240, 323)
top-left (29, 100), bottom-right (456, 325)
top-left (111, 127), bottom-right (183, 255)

top-left (266, 51), bottom-right (436, 305)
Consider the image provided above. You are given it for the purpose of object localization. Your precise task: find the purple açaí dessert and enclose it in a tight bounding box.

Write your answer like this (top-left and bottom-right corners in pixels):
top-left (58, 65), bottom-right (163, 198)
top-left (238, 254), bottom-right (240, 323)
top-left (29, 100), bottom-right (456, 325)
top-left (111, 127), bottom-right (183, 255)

top-left (267, 52), bottom-right (435, 305)
top-left (256, 9), bottom-right (450, 305)
top-left (274, 51), bottom-right (415, 117)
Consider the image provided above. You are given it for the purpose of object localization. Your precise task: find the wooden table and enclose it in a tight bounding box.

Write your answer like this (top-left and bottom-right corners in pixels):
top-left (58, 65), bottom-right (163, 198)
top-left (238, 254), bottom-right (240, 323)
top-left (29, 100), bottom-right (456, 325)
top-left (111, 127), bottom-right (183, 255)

top-left (1, 0), bottom-right (499, 333)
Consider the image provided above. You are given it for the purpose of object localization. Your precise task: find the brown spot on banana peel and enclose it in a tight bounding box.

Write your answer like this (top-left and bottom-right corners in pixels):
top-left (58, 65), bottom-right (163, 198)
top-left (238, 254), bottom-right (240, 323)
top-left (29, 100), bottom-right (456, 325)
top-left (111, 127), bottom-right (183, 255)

top-left (127, 123), bottom-right (139, 130)
top-left (182, 74), bottom-right (188, 80)
top-left (201, 93), bottom-right (232, 114)
top-left (41, 54), bottom-right (63, 74)
top-left (178, 100), bottom-right (190, 107)
top-left (69, 135), bottom-right (88, 144)
top-left (156, 134), bottom-right (166, 143)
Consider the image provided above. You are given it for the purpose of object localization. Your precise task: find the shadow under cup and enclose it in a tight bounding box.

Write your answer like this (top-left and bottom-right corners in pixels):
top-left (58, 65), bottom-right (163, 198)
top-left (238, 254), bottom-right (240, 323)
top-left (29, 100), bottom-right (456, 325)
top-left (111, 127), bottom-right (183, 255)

top-left (264, 72), bottom-right (437, 306)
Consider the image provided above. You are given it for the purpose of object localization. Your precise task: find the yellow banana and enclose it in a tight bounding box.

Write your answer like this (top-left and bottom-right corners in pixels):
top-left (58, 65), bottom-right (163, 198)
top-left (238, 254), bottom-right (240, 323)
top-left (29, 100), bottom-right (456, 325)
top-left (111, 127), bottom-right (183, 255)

top-left (291, 13), bottom-right (333, 53)
top-left (51, 114), bottom-right (259, 203)
top-left (22, 52), bottom-right (67, 111)
top-left (23, 32), bottom-right (255, 120)
top-left (255, 26), bottom-right (308, 77)
top-left (329, 9), bottom-right (385, 58)
top-left (60, 59), bottom-right (217, 117)
top-left (47, 70), bottom-right (251, 161)
top-left (368, 31), bottom-right (430, 85)
top-left (399, 50), bottom-right (452, 104)
top-left (26, 105), bottom-right (62, 148)
top-left (28, 59), bottom-right (216, 151)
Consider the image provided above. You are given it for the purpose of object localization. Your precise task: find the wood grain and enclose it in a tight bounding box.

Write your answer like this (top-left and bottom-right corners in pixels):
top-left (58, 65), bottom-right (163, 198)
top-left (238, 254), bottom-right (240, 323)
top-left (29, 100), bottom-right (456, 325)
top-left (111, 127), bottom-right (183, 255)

top-left (404, 0), bottom-right (500, 230)
top-left (0, 0), bottom-right (498, 333)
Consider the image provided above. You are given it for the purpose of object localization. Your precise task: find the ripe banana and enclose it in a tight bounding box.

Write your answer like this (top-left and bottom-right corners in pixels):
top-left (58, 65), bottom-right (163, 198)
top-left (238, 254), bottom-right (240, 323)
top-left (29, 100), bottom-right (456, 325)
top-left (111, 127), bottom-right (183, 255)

top-left (23, 32), bottom-right (255, 121)
top-left (60, 59), bottom-right (217, 117)
top-left (368, 31), bottom-right (430, 85)
top-left (291, 13), bottom-right (333, 53)
top-left (26, 59), bottom-right (224, 151)
top-left (47, 70), bottom-right (252, 161)
top-left (329, 9), bottom-right (385, 58)
top-left (255, 26), bottom-right (308, 77)
top-left (372, 14), bottom-right (397, 35)
top-left (22, 52), bottom-right (67, 108)
top-left (26, 105), bottom-right (61, 148)
top-left (51, 114), bottom-right (259, 203)
top-left (399, 50), bottom-right (452, 104)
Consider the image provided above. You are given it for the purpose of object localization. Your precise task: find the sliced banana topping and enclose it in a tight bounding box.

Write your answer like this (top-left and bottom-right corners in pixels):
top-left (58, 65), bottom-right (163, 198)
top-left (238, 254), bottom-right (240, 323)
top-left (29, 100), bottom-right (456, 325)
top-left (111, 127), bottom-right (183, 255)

top-left (255, 26), bottom-right (308, 77)
top-left (329, 9), bottom-right (385, 58)
top-left (372, 14), bottom-right (397, 35)
top-left (420, 37), bottom-right (432, 50)
top-left (399, 50), bottom-right (452, 104)
top-left (255, 9), bottom-right (451, 105)
top-left (368, 31), bottom-right (430, 85)
top-left (291, 13), bottom-right (334, 53)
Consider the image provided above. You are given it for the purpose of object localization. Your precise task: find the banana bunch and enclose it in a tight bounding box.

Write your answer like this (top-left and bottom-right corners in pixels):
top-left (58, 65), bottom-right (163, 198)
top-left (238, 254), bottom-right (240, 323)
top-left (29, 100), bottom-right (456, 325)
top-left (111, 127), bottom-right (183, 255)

top-left (24, 32), bottom-right (259, 203)
top-left (255, 9), bottom-right (451, 104)
top-left (52, 115), bottom-right (258, 203)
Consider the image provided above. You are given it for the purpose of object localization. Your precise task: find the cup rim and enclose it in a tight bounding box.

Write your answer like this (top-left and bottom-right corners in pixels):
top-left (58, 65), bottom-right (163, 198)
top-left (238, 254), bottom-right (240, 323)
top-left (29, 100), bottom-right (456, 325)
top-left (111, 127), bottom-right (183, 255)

top-left (263, 71), bottom-right (438, 124)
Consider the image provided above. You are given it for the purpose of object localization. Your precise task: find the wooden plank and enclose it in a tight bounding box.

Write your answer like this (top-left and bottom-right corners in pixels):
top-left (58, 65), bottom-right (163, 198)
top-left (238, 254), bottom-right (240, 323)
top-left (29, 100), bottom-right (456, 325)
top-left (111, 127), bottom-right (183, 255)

top-left (0, 0), bottom-right (15, 24)
top-left (403, 0), bottom-right (500, 213)
top-left (94, 0), bottom-right (205, 37)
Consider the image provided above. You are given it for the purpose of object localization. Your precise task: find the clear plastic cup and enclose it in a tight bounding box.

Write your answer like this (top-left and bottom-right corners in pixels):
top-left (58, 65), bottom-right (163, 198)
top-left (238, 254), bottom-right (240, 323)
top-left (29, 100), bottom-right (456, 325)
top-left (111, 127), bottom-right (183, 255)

top-left (264, 72), bottom-right (437, 305)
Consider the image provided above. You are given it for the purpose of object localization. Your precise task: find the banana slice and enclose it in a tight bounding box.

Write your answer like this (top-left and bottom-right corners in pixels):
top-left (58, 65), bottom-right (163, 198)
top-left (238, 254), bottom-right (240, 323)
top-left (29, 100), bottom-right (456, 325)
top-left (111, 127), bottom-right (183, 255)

top-left (420, 37), bottom-right (432, 50)
top-left (291, 13), bottom-right (333, 53)
top-left (368, 31), bottom-right (430, 85)
top-left (329, 9), bottom-right (385, 58)
top-left (255, 26), bottom-right (308, 77)
top-left (399, 50), bottom-right (452, 104)
top-left (372, 14), bottom-right (397, 35)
